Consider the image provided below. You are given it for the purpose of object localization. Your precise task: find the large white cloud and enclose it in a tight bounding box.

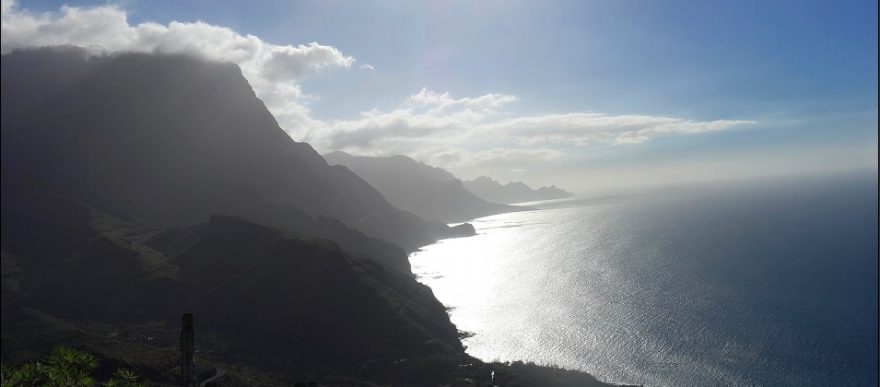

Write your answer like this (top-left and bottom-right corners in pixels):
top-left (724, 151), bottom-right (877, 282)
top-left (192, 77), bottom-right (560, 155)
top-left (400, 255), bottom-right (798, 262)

top-left (319, 90), bottom-right (753, 149)
top-left (314, 88), bottom-right (754, 174)
top-left (1, 0), bottom-right (352, 139)
top-left (1, 0), bottom-right (756, 184)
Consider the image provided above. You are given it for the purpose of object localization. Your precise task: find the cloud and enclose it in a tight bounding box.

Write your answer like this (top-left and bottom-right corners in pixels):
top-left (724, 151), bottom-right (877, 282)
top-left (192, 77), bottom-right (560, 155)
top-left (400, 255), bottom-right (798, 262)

top-left (261, 43), bottom-right (354, 81)
top-left (0, 0), bottom-right (353, 138)
top-left (488, 113), bottom-right (754, 145)
top-left (406, 88), bottom-right (518, 114)
top-left (315, 89), bottom-right (751, 149)
top-left (311, 88), bottom-right (754, 174)
top-left (312, 88), bottom-right (519, 150)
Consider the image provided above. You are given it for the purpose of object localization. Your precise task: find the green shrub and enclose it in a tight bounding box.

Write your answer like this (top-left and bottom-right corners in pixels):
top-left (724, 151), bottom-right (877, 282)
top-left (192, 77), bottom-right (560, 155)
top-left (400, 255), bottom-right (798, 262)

top-left (1, 347), bottom-right (144, 387)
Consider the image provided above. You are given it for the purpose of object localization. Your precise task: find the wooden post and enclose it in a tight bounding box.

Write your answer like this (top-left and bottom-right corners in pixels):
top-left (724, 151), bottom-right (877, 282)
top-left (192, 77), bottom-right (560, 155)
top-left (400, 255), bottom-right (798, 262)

top-left (181, 313), bottom-right (196, 387)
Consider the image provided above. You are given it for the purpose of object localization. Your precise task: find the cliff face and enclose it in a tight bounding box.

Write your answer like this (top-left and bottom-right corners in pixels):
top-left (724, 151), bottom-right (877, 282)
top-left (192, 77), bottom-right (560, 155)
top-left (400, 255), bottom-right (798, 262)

top-left (325, 151), bottom-right (525, 223)
top-left (1, 48), bottom-right (452, 252)
top-left (464, 176), bottom-right (574, 204)
top-left (158, 216), bottom-right (463, 365)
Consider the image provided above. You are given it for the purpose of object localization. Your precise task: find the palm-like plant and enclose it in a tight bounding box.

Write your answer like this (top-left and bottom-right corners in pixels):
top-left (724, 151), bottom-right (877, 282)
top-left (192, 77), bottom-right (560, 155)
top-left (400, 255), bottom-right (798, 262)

top-left (44, 346), bottom-right (98, 386)
top-left (1, 347), bottom-right (143, 387)
top-left (103, 368), bottom-right (143, 387)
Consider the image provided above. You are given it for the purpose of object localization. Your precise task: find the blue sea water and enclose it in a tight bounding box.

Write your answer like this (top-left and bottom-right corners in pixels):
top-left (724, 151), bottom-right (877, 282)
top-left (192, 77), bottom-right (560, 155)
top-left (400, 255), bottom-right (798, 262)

top-left (411, 172), bottom-right (878, 387)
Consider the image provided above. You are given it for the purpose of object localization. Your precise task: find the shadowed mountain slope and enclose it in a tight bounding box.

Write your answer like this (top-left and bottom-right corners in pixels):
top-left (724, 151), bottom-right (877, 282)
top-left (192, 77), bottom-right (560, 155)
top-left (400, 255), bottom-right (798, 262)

top-left (0, 185), bottom-right (463, 381)
top-left (463, 175), bottom-right (574, 204)
top-left (0, 47), bottom-right (467, 253)
top-left (325, 151), bottom-right (526, 223)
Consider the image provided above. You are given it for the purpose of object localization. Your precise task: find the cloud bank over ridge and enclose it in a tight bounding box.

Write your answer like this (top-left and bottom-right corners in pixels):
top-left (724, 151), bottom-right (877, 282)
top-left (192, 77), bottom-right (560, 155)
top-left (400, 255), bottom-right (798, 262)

top-left (1, 0), bottom-right (352, 132)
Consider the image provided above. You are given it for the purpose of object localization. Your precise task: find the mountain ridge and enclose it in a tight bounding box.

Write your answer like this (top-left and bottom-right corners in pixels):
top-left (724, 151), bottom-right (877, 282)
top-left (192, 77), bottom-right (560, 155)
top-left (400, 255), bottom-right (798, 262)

top-left (464, 175), bottom-right (574, 204)
top-left (324, 151), bottom-right (529, 223)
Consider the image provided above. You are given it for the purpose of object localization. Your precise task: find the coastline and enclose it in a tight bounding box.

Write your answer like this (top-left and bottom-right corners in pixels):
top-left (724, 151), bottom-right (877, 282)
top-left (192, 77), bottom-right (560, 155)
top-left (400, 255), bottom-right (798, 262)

top-left (410, 203), bottom-right (643, 387)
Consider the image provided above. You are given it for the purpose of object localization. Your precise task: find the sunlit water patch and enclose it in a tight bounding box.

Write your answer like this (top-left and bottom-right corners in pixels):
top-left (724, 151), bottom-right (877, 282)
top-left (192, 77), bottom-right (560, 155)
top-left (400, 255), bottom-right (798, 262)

top-left (410, 174), bottom-right (878, 387)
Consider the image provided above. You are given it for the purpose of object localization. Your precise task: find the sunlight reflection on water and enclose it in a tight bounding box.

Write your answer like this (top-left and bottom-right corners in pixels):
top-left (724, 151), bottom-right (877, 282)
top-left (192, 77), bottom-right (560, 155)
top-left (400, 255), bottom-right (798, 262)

top-left (410, 205), bottom-right (652, 385)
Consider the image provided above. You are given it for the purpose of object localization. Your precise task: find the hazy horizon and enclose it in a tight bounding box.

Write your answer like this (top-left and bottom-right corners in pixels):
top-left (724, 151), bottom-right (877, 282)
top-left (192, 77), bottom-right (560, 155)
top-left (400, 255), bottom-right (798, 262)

top-left (2, 0), bottom-right (876, 192)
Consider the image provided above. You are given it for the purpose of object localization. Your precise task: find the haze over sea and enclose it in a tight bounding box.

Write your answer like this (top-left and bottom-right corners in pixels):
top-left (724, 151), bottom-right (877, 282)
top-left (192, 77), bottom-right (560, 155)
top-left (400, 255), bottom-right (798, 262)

top-left (411, 172), bottom-right (878, 387)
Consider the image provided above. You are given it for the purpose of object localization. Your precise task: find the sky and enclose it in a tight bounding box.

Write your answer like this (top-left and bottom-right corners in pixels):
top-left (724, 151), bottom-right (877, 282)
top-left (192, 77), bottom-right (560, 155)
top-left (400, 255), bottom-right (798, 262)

top-left (2, 0), bottom-right (877, 193)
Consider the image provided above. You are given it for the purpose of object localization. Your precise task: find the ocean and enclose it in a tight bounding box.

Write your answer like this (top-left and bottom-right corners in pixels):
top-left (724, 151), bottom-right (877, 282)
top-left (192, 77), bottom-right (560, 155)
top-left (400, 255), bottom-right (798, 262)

top-left (410, 172), bottom-right (878, 387)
